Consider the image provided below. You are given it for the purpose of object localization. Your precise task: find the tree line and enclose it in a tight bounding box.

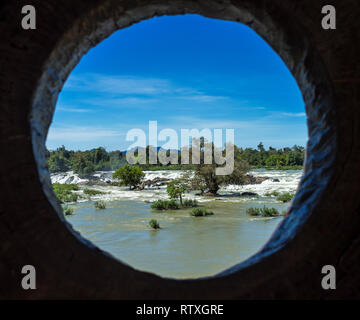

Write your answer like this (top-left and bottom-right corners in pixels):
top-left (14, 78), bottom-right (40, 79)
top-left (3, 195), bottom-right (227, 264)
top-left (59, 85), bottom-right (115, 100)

top-left (46, 142), bottom-right (305, 176)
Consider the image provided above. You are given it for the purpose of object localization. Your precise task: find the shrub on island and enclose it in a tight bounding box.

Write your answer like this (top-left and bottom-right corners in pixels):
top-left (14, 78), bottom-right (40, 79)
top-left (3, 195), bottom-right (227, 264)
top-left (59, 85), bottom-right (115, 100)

top-left (246, 207), bottom-right (262, 216)
top-left (151, 199), bottom-right (179, 210)
top-left (276, 192), bottom-right (295, 203)
top-left (261, 206), bottom-right (280, 217)
top-left (149, 219), bottom-right (160, 229)
top-left (94, 201), bottom-right (106, 210)
top-left (246, 206), bottom-right (281, 217)
top-left (151, 199), bottom-right (198, 210)
top-left (190, 208), bottom-right (214, 217)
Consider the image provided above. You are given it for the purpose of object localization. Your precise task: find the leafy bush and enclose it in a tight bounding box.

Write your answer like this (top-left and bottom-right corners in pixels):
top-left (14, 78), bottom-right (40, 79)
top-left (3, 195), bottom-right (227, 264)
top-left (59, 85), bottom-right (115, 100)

top-left (183, 199), bottom-right (198, 208)
top-left (190, 208), bottom-right (214, 217)
top-left (276, 192), bottom-right (295, 203)
top-left (150, 199), bottom-right (179, 210)
top-left (246, 206), bottom-right (280, 217)
top-left (149, 219), bottom-right (160, 229)
top-left (83, 188), bottom-right (105, 196)
top-left (94, 201), bottom-right (106, 210)
top-left (63, 206), bottom-right (74, 216)
top-left (53, 183), bottom-right (79, 203)
top-left (151, 200), bottom-right (166, 210)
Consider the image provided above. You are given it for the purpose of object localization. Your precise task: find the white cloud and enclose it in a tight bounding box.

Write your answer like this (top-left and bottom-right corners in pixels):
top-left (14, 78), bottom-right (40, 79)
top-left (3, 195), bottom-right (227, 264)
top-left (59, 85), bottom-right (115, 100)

top-left (65, 74), bottom-right (173, 95)
top-left (82, 97), bottom-right (160, 108)
top-left (56, 106), bottom-right (93, 113)
top-left (47, 126), bottom-right (123, 141)
top-left (179, 95), bottom-right (227, 102)
top-left (280, 112), bottom-right (306, 117)
top-left (63, 73), bottom-right (228, 103)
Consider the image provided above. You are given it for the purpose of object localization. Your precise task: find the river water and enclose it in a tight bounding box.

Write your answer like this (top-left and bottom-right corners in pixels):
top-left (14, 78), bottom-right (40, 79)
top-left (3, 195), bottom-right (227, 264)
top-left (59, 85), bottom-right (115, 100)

top-left (52, 169), bottom-right (302, 279)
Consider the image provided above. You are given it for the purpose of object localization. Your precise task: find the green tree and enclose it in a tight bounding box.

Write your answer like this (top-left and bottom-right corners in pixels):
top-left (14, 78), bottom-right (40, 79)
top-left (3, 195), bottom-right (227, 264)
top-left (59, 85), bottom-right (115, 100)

top-left (47, 145), bottom-right (72, 173)
top-left (166, 178), bottom-right (187, 205)
top-left (112, 165), bottom-right (145, 190)
top-left (71, 152), bottom-right (95, 176)
top-left (257, 142), bottom-right (265, 152)
top-left (48, 153), bottom-right (71, 173)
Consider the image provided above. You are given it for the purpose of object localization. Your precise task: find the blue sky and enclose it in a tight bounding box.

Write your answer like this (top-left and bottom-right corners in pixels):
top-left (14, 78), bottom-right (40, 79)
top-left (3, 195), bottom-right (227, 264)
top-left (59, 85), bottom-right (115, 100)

top-left (47, 14), bottom-right (307, 151)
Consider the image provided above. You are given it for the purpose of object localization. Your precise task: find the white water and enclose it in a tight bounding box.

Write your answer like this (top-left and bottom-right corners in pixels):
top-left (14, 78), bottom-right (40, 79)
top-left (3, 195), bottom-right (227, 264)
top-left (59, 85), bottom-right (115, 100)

top-left (224, 169), bottom-right (302, 196)
top-left (51, 170), bottom-right (184, 185)
top-left (51, 169), bottom-right (302, 203)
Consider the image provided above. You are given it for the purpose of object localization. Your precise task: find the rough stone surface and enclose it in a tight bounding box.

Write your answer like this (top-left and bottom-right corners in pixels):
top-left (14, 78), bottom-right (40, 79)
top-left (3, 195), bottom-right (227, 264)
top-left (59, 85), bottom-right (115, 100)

top-left (0, 0), bottom-right (359, 299)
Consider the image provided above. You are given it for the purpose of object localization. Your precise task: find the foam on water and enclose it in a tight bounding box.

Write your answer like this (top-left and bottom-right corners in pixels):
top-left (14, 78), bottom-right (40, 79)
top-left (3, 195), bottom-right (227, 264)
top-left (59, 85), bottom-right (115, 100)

top-left (51, 171), bottom-right (88, 184)
top-left (51, 170), bottom-right (185, 185)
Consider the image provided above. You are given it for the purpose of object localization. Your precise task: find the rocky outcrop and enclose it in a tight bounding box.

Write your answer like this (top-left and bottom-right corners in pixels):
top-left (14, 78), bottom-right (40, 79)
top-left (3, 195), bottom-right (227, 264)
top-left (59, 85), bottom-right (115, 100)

top-left (241, 192), bottom-right (258, 197)
top-left (137, 177), bottom-right (171, 190)
top-left (243, 174), bottom-right (269, 185)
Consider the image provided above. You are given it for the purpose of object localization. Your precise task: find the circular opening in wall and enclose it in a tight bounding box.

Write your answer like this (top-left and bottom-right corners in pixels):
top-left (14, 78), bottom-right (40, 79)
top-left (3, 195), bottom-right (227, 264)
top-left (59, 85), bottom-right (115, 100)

top-left (44, 14), bottom-right (308, 279)
top-left (30, 2), bottom-right (336, 286)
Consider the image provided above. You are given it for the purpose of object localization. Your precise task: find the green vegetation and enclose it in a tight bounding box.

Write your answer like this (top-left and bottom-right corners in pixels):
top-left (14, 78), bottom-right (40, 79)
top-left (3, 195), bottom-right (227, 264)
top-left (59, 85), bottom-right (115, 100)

top-left (112, 164), bottom-right (145, 190)
top-left (276, 192), bottom-right (295, 203)
top-left (190, 161), bottom-right (250, 195)
top-left (265, 190), bottom-right (280, 197)
top-left (265, 191), bottom-right (295, 202)
top-left (181, 138), bottom-right (251, 195)
top-left (138, 142), bottom-right (304, 170)
top-left (149, 219), bottom-right (160, 229)
top-left (63, 205), bottom-right (74, 216)
top-left (260, 207), bottom-right (279, 217)
top-left (83, 188), bottom-right (106, 196)
top-left (151, 198), bottom-right (198, 210)
top-left (151, 199), bottom-right (180, 210)
top-left (94, 201), bottom-right (106, 210)
top-left (246, 206), bottom-right (282, 217)
top-left (166, 179), bottom-right (187, 205)
top-left (52, 183), bottom-right (79, 203)
top-left (190, 208), bottom-right (214, 217)
top-left (237, 142), bottom-right (304, 168)
top-left (47, 146), bottom-right (126, 176)
top-left (183, 199), bottom-right (198, 208)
